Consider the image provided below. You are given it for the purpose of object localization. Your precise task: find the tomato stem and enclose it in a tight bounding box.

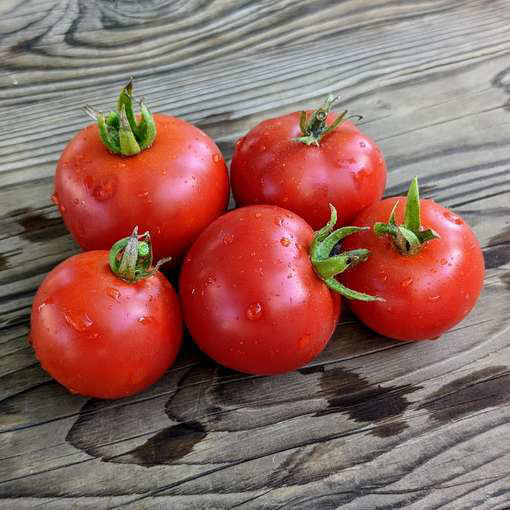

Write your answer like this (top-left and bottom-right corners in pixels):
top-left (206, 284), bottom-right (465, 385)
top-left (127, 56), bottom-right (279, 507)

top-left (109, 227), bottom-right (171, 282)
top-left (373, 177), bottom-right (440, 255)
top-left (292, 94), bottom-right (348, 146)
top-left (310, 205), bottom-right (383, 301)
top-left (83, 79), bottom-right (157, 156)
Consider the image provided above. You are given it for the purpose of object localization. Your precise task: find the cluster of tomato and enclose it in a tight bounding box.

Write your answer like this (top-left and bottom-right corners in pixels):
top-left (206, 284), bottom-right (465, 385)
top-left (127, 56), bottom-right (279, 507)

top-left (30, 81), bottom-right (484, 399)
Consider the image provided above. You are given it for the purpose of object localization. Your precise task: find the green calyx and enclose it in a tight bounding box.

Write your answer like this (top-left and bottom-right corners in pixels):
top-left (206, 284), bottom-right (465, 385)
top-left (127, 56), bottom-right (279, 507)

top-left (310, 205), bottom-right (383, 302)
top-left (83, 79), bottom-right (157, 156)
top-left (374, 177), bottom-right (440, 255)
top-left (109, 226), bottom-right (170, 283)
top-left (292, 94), bottom-right (349, 146)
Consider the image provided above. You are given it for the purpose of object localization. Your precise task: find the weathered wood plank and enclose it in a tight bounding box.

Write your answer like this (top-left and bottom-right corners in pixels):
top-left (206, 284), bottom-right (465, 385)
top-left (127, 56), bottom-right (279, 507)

top-left (1, 0), bottom-right (510, 508)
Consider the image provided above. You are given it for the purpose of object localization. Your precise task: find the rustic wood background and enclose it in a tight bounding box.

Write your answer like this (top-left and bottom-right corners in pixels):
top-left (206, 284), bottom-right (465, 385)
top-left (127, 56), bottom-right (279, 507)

top-left (1, 0), bottom-right (510, 508)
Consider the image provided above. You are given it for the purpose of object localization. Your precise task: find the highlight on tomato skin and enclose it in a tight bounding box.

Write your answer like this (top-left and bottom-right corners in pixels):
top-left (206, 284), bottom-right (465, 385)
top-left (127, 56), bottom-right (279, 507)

top-left (29, 229), bottom-right (183, 399)
top-left (178, 204), bottom-right (379, 376)
top-left (230, 94), bottom-right (387, 230)
top-left (53, 80), bottom-right (229, 266)
top-left (340, 178), bottom-right (485, 342)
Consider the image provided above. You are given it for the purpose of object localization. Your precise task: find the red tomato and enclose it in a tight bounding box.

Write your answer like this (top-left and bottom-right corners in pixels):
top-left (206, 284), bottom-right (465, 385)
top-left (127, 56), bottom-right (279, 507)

top-left (30, 244), bottom-right (182, 398)
top-left (179, 205), bottom-right (345, 375)
top-left (54, 89), bottom-right (228, 264)
top-left (341, 189), bottom-right (484, 341)
top-left (231, 96), bottom-right (386, 229)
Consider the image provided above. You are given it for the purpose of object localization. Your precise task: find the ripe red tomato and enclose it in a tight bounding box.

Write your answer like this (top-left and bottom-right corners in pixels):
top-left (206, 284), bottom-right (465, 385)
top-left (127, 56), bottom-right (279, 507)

top-left (179, 205), bottom-right (379, 375)
top-left (30, 230), bottom-right (182, 398)
top-left (54, 82), bottom-right (228, 264)
top-left (231, 95), bottom-right (386, 229)
top-left (340, 179), bottom-right (485, 341)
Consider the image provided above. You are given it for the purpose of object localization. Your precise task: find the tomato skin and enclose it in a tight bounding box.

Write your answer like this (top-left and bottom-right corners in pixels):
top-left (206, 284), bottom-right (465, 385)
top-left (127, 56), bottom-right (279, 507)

top-left (231, 112), bottom-right (386, 229)
top-left (30, 251), bottom-right (182, 398)
top-left (340, 198), bottom-right (485, 341)
top-left (54, 114), bottom-right (229, 264)
top-left (179, 205), bottom-right (341, 375)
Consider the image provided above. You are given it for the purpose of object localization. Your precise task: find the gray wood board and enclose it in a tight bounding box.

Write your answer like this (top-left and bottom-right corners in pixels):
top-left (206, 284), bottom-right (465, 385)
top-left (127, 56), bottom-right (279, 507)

top-left (1, 0), bottom-right (509, 508)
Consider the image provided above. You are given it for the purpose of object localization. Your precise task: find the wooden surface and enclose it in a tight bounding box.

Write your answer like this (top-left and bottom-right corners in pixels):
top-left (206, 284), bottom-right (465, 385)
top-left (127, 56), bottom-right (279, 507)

top-left (1, 0), bottom-right (510, 508)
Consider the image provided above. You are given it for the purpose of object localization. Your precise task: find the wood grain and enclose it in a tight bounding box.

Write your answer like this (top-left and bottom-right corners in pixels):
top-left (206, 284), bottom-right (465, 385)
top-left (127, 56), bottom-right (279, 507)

top-left (1, 0), bottom-right (510, 508)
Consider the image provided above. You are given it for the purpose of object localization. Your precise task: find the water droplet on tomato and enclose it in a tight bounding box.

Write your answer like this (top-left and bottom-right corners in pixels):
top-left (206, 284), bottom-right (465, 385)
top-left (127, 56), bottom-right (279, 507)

top-left (38, 302), bottom-right (47, 312)
top-left (64, 310), bottom-right (93, 331)
top-left (59, 204), bottom-right (66, 213)
top-left (137, 191), bottom-right (152, 203)
top-left (212, 154), bottom-right (221, 163)
top-left (223, 234), bottom-right (234, 245)
top-left (260, 145), bottom-right (266, 151)
top-left (401, 277), bottom-right (413, 287)
top-left (428, 295), bottom-right (440, 302)
top-left (255, 212), bottom-right (262, 218)
top-left (280, 237), bottom-right (290, 247)
top-left (443, 211), bottom-right (463, 225)
top-left (138, 316), bottom-right (154, 324)
top-left (298, 333), bottom-right (311, 349)
top-left (51, 192), bottom-right (60, 206)
top-left (359, 141), bottom-right (366, 148)
top-left (106, 287), bottom-right (120, 301)
top-left (84, 175), bottom-right (93, 189)
top-left (73, 198), bottom-right (79, 206)
top-left (440, 258), bottom-right (448, 265)
top-left (246, 303), bottom-right (262, 320)
top-left (378, 271), bottom-right (388, 282)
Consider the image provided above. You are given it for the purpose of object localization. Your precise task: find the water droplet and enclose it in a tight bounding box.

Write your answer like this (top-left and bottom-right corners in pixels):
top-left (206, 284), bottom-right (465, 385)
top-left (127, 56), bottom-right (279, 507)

top-left (51, 192), bottom-right (60, 206)
top-left (191, 288), bottom-right (196, 295)
top-left (280, 237), bottom-right (290, 247)
top-left (60, 204), bottom-right (66, 213)
top-left (38, 302), bottom-right (47, 312)
top-left (255, 212), bottom-right (262, 218)
top-left (401, 278), bottom-right (413, 287)
top-left (378, 271), bottom-right (388, 282)
top-left (106, 287), bottom-right (120, 301)
top-left (464, 293), bottom-right (470, 300)
top-left (64, 310), bottom-right (93, 332)
top-left (73, 198), bottom-right (80, 206)
top-left (92, 184), bottom-right (113, 201)
top-left (274, 217), bottom-right (284, 227)
top-left (212, 154), bottom-right (221, 163)
top-left (298, 334), bottom-right (311, 349)
top-left (138, 316), bottom-right (154, 324)
top-left (359, 141), bottom-right (367, 148)
top-left (137, 191), bottom-right (152, 203)
top-left (428, 295), bottom-right (440, 302)
top-left (84, 175), bottom-right (94, 189)
top-left (206, 276), bottom-right (216, 286)
top-left (223, 234), bottom-right (234, 245)
top-left (440, 258), bottom-right (448, 265)
top-left (260, 145), bottom-right (266, 151)
top-left (443, 211), bottom-right (463, 225)
top-left (246, 303), bottom-right (262, 320)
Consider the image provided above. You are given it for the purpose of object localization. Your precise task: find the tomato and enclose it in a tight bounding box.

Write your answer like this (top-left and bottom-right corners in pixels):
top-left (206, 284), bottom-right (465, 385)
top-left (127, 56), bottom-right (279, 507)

top-left (179, 205), bottom-right (379, 375)
top-left (54, 81), bottom-right (228, 264)
top-left (340, 178), bottom-right (485, 341)
top-left (231, 95), bottom-right (386, 229)
top-left (30, 229), bottom-right (182, 398)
